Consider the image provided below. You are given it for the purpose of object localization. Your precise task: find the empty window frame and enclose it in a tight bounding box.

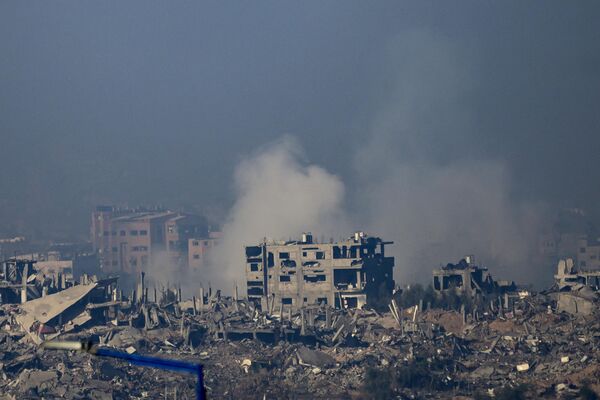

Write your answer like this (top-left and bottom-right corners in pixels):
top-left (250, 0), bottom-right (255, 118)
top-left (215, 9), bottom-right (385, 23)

top-left (304, 274), bottom-right (326, 283)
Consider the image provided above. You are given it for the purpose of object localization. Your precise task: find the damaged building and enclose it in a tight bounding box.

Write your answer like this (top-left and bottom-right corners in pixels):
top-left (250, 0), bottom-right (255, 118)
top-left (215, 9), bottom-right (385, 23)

top-left (245, 232), bottom-right (394, 310)
top-left (553, 258), bottom-right (600, 315)
top-left (432, 256), bottom-right (516, 296)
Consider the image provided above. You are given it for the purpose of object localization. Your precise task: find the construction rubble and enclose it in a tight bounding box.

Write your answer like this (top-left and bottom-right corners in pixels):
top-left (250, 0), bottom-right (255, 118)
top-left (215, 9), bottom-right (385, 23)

top-left (0, 269), bottom-right (599, 400)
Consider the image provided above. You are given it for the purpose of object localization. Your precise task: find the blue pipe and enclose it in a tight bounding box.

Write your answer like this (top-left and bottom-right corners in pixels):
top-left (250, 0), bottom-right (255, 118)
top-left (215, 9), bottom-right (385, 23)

top-left (93, 348), bottom-right (205, 400)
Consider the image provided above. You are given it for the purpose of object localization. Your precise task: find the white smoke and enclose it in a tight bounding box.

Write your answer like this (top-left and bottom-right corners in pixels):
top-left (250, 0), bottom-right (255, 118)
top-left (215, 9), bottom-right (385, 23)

top-left (208, 29), bottom-right (546, 292)
top-left (208, 136), bottom-right (347, 291)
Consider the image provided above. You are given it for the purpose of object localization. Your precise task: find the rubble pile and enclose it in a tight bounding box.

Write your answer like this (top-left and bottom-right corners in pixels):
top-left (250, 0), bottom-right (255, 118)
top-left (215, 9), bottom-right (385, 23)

top-left (1, 281), bottom-right (600, 399)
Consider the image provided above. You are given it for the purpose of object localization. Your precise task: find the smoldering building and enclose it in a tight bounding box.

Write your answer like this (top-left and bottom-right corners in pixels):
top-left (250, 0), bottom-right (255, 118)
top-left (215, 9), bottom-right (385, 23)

top-left (245, 232), bottom-right (394, 310)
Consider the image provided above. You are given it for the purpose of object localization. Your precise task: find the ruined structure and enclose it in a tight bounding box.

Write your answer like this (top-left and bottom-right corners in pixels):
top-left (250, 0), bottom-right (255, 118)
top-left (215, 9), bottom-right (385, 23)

top-left (553, 258), bottom-right (600, 315)
top-left (0, 258), bottom-right (37, 304)
top-left (245, 232), bottom-right (394, 310)
top-left (432, 256), bottom-right (516, 296)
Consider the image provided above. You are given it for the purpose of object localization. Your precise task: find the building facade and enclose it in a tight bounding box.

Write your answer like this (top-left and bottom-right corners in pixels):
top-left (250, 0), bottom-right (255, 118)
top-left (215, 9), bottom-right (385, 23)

top-left (91, 206), bottom-right (210, 274)
top-left (576, 236), bottom-right (600, 271)
top-left (245, 232), bottom-right (394, 310)
top-left (188, 231), bottom-right (222, 270)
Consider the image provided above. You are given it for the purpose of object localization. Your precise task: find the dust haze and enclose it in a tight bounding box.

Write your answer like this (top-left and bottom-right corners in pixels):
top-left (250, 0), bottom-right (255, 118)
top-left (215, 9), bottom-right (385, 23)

top-left (210, 30), bottom-right (546, 289)
top-left (207, 137), bottom-right (347, 290)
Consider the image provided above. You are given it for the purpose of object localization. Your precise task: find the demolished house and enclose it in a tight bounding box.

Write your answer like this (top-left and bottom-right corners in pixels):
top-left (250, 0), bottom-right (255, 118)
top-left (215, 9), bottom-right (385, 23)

top-left (245, 232), bottom-right (394, 311)
top-left (15, 277), bottom-right (121, 344)
top-left (1, 258), bottom-right (37, 304)
top-left (432, 256), bottom-right (516, 297)
top-left (552, 258), bottom-right (600, 315)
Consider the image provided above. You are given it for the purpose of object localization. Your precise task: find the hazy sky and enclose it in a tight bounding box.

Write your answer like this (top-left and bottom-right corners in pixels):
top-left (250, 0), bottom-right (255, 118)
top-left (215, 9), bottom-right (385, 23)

top-left (1, 1), bottom-right (600, 240)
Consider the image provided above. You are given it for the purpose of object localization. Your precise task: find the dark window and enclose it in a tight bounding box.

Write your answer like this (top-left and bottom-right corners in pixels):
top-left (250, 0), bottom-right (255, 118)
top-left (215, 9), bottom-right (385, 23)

top-left (303, 297), bottom-right (308, 303)
top-left (103, 231), bottom-right (109, 237)
top-left (317, 297), bottom-right (328, 305)
top-left (112, 247), bottom-right (118, 253)
top-left (334, 269), bottom-right (358, 287)
top-left (250, 263), bottom-right (260, 272)
top-left (304, 274), bottom-right (327, 283)
top-left (193, 254), bottom-right (200, 259)
top-left (111, 260), bottom-right (118, 266)
top-left (282, 298), bottom-right (293, 305)
top-left (580, 247), bottom-right (586, 253)
top-left (111, 231), bottom-right (117, 236)
top-left (344, 297), bottom-right (358, 308)
top-left (140, 230), bottom-right (148, 236)
top-left (279, 275), bottom-right (291, 282)
top-left (193, 241), bottom-right (199, 246)
top-left (130, 230), bottom-right (138, 236)
top-left (279, 252), bottom-right (290, 259)
top-left (246, 246), bottom-right (261, 257)
top-left (268, 252), bottom-right (274, 267)
top-left (316, 251), bottom-right (325, 259)
top-left (333, 246), bottom-right (342, 259)
top-left (120, 230), bottom-right (126, 236)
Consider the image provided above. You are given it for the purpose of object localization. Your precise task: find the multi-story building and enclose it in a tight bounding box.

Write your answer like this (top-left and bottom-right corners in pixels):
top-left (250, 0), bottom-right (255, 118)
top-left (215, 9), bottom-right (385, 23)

top-left (244, 232), bottom-right (394, 310)
top-left (188, 231), bottom-right (222, 269)
top-left (91, 206), bottom-right (209, 274)
top-left (577, 236), bottom-right (600, 271)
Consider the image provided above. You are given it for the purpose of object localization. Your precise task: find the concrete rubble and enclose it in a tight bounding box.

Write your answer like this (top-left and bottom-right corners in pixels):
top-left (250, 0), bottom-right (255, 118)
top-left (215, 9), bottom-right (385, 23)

top-left (0, 267), bottom-right (599, 398)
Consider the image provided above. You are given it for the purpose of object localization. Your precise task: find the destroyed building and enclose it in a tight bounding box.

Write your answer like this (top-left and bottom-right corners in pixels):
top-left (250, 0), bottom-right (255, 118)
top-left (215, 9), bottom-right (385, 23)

top-left (432, 256), bottom-right (516, 296)
top-left (1, 258), bottom-right (37, 304)
top-left (245, 232), bottom-right (394, 310)
top-left (553, 258), bottom-right (600, 315)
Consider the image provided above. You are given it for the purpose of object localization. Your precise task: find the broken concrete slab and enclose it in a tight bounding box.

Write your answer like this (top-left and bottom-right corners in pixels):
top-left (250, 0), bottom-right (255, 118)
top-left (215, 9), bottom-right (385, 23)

top-left (16, 283), bottom-right (98, 344)
top-left (296, 346), bottom-right (336, 369)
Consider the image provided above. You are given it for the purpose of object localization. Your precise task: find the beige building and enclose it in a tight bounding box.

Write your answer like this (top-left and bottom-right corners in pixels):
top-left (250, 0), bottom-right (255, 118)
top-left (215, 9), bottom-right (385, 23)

top-left (245, 232), bottom-right (394, 310)
top-left (576, 236), bottom-right (600, 271)
top-left (188, 231), bottom-right (222, 269)
top-left (91, 206), bottom-right (209, 274)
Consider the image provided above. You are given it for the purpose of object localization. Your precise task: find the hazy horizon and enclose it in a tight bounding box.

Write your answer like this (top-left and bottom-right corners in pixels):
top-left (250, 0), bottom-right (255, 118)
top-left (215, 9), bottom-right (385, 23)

top-left (2, 2), bottom-right (600, 286)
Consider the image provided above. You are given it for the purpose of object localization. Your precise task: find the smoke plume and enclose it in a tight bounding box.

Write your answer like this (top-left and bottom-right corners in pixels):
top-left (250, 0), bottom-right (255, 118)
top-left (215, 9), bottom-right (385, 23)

top-left (208, 136), bottom-right (347, 290)
top-left (353, 30), bottom-right (544, 285)
top-left (210, 30), bottom-right (546, 291)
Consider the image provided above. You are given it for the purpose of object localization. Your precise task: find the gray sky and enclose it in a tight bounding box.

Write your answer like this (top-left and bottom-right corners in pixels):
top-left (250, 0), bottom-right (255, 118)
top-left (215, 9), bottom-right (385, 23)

top-left (1, 1), bottom-right (600, 240)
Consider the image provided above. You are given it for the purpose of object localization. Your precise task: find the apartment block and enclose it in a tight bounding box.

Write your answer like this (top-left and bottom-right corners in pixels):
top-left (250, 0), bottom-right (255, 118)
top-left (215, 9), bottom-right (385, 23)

top-left (577, 236), bottom-right (600, 271)
top-left (91, 206), bottom-right (209, 273)
top-left (188, 231), bottom-right (222, 269)
top-left (245, 232), bottom-right (394, 310)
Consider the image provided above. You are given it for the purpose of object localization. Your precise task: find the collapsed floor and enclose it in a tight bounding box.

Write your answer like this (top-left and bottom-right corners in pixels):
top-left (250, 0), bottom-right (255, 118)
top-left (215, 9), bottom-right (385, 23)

top-left (1, 289), bottom-right (600, 399)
